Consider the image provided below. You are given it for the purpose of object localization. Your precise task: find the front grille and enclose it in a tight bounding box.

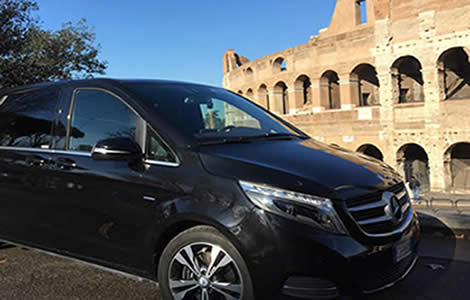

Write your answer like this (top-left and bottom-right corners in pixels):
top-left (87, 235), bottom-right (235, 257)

top-left (347, 183), bottom-right (405, 207)
top-left (346, 183), bottom-right (412, 236)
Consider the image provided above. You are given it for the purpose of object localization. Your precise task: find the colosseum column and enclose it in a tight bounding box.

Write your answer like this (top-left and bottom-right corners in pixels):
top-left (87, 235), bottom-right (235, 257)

top-left (270, 90), bottom-right (283, 115)
top-left (311, 78), bottom-right (325, 112)
top-left (422, 63), bottom-right (446, 192)
top-left (288, 88), bottom-right (300, 114)
top-left (417, 10), bottom-right (445, 192)
top-left (338, 73), bottom-right (359, 110)
top-left (373, 16), bottom-right (396, 169)
top-left (375, 67), bottom-right (396, 167)
top-left (427, 150), bottom-right (446, 192)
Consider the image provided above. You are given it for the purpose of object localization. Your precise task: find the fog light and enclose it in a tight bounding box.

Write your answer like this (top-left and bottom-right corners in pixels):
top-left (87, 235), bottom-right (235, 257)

top-left (282, 276), bottom-right (339, 299)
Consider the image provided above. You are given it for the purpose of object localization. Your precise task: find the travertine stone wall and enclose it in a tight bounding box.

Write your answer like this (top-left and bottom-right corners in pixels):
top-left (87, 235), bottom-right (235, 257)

top-left (222, 0), bottom-right (470, 193)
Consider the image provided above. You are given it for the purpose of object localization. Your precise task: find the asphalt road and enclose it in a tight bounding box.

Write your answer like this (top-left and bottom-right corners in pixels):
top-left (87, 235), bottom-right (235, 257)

top-left (0, 236), bottom-right (469, 300)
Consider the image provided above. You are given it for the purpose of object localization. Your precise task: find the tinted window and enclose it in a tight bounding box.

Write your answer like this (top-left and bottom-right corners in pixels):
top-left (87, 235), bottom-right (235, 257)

top-left (147, 128), bottom-right (177, 163)
top-left (123, 83), bottom-right (304, 142)
top-left (0, 88), bottom-right (58, 148)
top-left (69, 90), bottom-right (137, 152)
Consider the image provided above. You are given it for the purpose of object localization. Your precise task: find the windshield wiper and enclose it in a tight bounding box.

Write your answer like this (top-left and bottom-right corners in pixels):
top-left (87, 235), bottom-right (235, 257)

top-left (198, 133), bottom-right (308, 146)
top-left (198, 138), bottom-right (252, 146)
top-left (241, 132), bottom-right (308, 141)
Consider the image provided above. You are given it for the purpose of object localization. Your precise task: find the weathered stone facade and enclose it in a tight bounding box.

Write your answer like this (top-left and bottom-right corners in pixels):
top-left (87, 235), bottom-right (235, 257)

top-left (222, 0), bottom-right (470, 193)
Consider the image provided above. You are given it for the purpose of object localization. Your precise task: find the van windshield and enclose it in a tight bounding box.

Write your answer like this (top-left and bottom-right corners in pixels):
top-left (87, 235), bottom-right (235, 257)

top-left (123, 83), bottom-right (307, 143)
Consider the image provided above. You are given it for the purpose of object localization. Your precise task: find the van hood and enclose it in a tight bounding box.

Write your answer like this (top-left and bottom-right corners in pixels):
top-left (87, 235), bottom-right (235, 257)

top-left (198, 138), bottom-right (403, 200)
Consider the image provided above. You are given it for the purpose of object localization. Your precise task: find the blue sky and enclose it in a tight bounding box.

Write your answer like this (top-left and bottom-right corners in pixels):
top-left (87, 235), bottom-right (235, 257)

top-left (36, 0), bottom-right (337, 87)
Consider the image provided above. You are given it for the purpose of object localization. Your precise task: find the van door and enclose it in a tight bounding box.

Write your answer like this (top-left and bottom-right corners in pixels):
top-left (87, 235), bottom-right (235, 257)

top-left (47, 87), bottom-right (179, 271)
top-left (0, 88), bottom-right (60, 243)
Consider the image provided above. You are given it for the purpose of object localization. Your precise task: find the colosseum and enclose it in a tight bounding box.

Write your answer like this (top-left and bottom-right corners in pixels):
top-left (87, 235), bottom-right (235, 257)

top-left (222, 0), bottom-right (470, 194)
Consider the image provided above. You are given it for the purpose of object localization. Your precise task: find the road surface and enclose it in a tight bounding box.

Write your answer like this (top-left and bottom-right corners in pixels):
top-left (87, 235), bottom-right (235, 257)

top-left (0, 236), bottom-right (468, 299)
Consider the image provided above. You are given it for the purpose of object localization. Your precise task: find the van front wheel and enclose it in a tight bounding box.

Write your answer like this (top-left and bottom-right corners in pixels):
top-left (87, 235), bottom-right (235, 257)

top-left (158, 225), bottom-right (254, 300)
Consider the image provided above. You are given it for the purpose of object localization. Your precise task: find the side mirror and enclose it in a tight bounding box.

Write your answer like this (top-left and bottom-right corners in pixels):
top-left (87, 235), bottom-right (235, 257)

top-left (91, 137), bottom-right (143, 161)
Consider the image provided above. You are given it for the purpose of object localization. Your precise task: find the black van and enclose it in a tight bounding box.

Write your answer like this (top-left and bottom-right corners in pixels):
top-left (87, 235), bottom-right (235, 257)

top-left (0, 79), bottom-right (420, 299)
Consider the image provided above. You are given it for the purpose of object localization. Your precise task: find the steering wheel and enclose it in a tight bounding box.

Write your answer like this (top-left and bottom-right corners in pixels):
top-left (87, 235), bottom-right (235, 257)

top-left (219, 125), bottom-right (236, 133)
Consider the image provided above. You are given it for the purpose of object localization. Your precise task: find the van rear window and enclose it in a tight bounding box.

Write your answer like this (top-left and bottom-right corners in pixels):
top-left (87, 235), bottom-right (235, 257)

top-left (0, 88), bottom-right (58, 149)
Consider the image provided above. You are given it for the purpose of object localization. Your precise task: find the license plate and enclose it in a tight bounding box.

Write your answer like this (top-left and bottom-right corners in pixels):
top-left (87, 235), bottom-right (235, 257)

top-left (393, 237), bottom-right (413, 263)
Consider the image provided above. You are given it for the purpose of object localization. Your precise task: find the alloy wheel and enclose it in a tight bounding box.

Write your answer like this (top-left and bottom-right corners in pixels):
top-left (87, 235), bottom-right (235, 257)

top-left (168, 242), bottom-right (244, 300)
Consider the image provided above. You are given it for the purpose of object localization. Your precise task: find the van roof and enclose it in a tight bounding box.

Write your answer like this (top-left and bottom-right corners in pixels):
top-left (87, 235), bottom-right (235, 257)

top-left (0, 78), bottom-right (217, 94)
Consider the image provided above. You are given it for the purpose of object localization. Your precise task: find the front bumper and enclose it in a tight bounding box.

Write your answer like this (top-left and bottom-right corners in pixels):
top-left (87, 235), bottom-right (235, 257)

top-left (241, 208), bottom-right (421, 298)
top-left (362, 255), bottom-right (417, 294)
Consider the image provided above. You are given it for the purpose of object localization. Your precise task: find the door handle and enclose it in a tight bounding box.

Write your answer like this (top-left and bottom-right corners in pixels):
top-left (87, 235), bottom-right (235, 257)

top-left (26, 155), bottom-right (46, 167)
top-left (55, 158), bottom-right (77, 170)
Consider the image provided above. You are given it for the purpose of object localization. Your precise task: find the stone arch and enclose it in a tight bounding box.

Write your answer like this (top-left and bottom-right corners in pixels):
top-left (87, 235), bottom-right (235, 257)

top-left (444, 142), bottom-right (470, 192)
top-left (294, 74), bottom-right (312, 105)
top-left (246, 88), bottom-right (254, 100)
top-left (391, 56), bottom-right (424, 104)
top-left (237, 90), bottom-right (243, 95)
top-left (273, 81), bottom-right (289, 114)
top-left (273, 57), bottom-right (287, 73)
top-left (351, 63), bottom-right (380, 106)
top-left (320, 70), bottom-right (341, 109)
top-left (246, 67), bottom-right (254, 76)
top-left (437, 47), bottom-right (470, 100)
top-left (257, 84), bottom-right (270, 110)
top-left (397, 143), bottom-right (430, 191)
top-left (357, 144), bottom-right (384, 161)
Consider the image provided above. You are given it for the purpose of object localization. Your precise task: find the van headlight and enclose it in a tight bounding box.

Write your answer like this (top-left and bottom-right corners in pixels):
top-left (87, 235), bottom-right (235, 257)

top-left (239, 181), bottom-right (348, 235)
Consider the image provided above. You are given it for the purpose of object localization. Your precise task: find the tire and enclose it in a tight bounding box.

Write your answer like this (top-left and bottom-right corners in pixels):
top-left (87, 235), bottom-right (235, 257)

top-left (158, 225), bottom-right (254, 300)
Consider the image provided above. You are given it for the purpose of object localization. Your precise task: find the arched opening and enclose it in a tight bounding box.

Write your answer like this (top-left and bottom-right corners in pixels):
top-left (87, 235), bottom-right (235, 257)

top-left (356, 0), bottom-right (367, 24)
top-left (397, 144), bottom-right (430, 191)
top-left (357, 144), bottom-right (383, 161)
top-left (351, 64), bottom-right (380, 106)
top-left (274, 81), bottom-right (289, 114)
top-left (246, 67), bottom-right (254, 77)
top-left (257, 84), bottom-right (270, 110)
top-left (321, 71), bottom-right (341, 109)
top-left (295, 75), bottom-right (312, 105)
top-left (273, 57), bottom-right (286, 73)
top-left (246, 88), bottom-right (254, 100)
top-left (391, 56), bottom-right (424, 103)
top-left (237, 90), bottom-right (243, 95)
top-left (438, 47), bottom-right (470, 100)
top-left (444, 142), bottom-right (470, 192)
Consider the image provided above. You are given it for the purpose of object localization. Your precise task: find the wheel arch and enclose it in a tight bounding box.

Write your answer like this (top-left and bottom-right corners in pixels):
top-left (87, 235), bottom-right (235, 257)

top-left (152, 214), bottom-right (249, 278)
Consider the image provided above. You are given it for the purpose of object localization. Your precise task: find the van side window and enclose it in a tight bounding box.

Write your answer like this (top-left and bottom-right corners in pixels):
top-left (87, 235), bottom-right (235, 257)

top-left (69, 89), bottom-right (137, 152)
top-left (0, 88), bottom-right (58, 149)
top-left (147, 129), bottom-right (177, 163)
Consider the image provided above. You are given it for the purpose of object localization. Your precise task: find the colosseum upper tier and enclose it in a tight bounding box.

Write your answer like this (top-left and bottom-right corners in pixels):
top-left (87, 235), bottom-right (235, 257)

top-left (222, 0), bottom-right (470, 193)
